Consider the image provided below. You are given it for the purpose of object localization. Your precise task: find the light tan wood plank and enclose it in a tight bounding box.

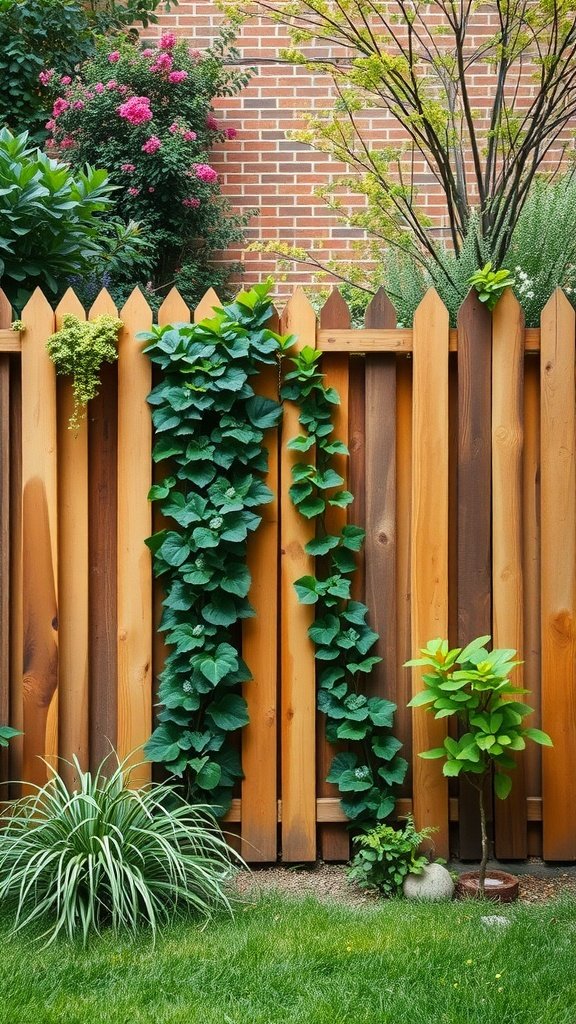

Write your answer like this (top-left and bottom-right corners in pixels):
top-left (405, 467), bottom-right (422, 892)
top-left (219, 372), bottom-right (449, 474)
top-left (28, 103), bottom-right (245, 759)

top-left (410, 289), bottom-right (450, 857)
top-left (317, 327), bottom-right (541, 354)
top-left (20, 289), bottom-right (58, 787)
top-left (540, 289), bottom-right (576, 860)
top-left (280, 288), bottom-right (317, 861)
top-left (117, 289), bottom-right (153, 786)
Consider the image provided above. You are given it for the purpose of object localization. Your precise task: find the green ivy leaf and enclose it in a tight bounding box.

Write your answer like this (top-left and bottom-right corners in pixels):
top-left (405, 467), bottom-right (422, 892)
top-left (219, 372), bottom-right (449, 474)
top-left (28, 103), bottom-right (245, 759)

top-left (206, 694), bottom-right (250, 731)
top-left (195, 644), bottom-right (239, 685)
top-left (144, 724), bottom-right (181, 764)
top-left (494, 771), bottom-right (513, 800)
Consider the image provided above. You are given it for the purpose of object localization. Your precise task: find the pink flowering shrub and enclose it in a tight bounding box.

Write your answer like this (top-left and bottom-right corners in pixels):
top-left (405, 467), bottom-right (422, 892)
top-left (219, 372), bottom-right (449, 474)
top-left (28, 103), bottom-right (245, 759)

top-left (43, 28), bottom-right (252, 305)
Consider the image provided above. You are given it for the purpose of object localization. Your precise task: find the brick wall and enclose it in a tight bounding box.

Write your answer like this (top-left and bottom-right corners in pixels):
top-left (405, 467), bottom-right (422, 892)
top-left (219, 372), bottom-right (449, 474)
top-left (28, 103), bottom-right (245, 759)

top-left (145, 3), bottom-right (572, 297)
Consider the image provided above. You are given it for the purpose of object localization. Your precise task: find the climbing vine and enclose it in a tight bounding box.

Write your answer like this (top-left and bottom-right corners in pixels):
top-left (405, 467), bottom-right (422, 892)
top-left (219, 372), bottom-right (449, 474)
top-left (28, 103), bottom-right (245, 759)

top-left (281, 345), bottom-right (407, 826)
top-left (143, 283), bottom-right (290, 814)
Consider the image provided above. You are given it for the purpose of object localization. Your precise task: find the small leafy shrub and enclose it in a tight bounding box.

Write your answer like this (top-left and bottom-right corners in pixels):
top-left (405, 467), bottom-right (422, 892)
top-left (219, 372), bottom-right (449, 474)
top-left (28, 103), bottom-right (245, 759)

top-left (407, 636), bottom-right (552, 893)
top-left (282, 345), bottom-right (407, 826)
top-left (144, 283), bottom-right (288, 811)
top-left (0, 755), bottom-right (239, 945)
top-left (43, 29), bottom-right (253, 307)
top-left (0, 0), bottom-right (177, 139)
top-left (347, 816), bottom-right (435, 896)
top-left (0, 128), bottom-right (147, 312)
top-left (46, 314), bottom-right (121, 431)
top-left (468, 262), bottom-right (515, 310)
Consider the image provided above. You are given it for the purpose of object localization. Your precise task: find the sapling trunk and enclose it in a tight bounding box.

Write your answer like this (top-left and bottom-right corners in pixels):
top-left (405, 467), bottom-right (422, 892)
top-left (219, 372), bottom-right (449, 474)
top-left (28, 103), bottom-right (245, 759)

top-left (478, 777), bottom-right (489, 896)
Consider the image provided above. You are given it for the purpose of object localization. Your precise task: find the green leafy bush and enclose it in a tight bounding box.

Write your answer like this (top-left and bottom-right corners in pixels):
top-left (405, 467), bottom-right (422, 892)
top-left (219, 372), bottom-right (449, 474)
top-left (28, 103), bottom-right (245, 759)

top-left (0, 0), bottom-right (177, 139)
top-left (407, 636), bottom-right (552, 893)
top-left (347, 816), bottom-right (434, 896)
top-left (143, 282), bottom-right (287, 812)
top-left (0, 755), bottom-right (239, 945)
top-left (43, 29), bottom-right (252, 307)
top-left (0, 128), bottom-right (148, 311)
top-left (282, 346), bottom-right (407, 826)
top-left (46, 313), bottom-right (121, 430)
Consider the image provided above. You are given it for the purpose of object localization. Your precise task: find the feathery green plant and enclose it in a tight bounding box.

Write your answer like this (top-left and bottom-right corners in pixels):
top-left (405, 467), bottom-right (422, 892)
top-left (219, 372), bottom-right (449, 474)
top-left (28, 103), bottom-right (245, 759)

top-left (0, 755), bottom-right (241, 945)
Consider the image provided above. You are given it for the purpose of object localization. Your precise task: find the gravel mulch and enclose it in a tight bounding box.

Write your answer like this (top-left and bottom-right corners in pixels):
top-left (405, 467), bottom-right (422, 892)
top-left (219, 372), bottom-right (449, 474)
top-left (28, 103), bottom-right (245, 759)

top-left (234, 862), bottom-right (576, 907)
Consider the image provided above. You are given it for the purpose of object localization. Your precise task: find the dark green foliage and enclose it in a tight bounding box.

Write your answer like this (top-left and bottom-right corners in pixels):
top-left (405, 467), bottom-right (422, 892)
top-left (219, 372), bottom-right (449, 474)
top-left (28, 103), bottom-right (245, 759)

top-left (347, 816), bottom-right (434, 896)
top-left (143, 282), bottom-right (290, 814)
top-left (282, 345), bottom-right (407, 826)
top-left (0, 0), bottom-right (177, 139)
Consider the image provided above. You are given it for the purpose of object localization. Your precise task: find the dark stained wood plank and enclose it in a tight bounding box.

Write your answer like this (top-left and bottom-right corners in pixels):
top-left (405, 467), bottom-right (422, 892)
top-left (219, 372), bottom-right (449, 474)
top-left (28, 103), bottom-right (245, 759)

top-left (317, 289), bottom-right (351, 862)
top-left (348, 356), bottom-right (366, 604)
top-left (456, 290), bottom-right (492, 860)
top-left (396, 357), bottom-right (413, 794)
top-left (492, 291), bottom-right (527, 859)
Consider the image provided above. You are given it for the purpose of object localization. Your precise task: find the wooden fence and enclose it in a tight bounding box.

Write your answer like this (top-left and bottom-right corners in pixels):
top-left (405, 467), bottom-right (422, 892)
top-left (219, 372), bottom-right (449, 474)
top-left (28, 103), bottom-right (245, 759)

top-left (0, 283), bottom-right (575, 863)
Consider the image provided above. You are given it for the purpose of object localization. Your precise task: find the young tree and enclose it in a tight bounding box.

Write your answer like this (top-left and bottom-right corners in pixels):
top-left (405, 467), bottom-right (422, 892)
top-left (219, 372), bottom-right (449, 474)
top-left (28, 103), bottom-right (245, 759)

top-left (235, 0), bottom-right (576, 300)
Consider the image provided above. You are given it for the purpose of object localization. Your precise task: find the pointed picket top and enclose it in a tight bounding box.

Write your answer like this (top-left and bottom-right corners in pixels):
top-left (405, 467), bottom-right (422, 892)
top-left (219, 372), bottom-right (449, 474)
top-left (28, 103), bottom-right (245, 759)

top-left (55, 287), bottom-right (86, 327)
top-left (0, 288), bottom-right (12, 328)
top-left (541, 285), bottom-right (576, 328)
top-left (493, 283), bottom-right (523, 323)
top-left (158, 287), bottom-right (191, 327)
top-left (194, 287), bottom-right (221, 323)
top-left (319, 287), bottom-right (351, 329)
top-left (119, 287), bottom-right (153, 350)
top-left (89, 288), bottom-right (119, 320)
top-left (21, 285), bottom-right (56, 329)
top-left (413, 286), bottom-right (449, 334)
top-left (280, 286), bottom-right (317, 344)
top-left (365, 286), bottom-right (396, 328)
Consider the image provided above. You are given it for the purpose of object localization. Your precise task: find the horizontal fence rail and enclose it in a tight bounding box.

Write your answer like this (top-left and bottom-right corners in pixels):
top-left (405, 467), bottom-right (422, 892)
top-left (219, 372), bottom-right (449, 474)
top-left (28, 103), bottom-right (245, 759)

top-left (0, 284), bottom-right (574, 862)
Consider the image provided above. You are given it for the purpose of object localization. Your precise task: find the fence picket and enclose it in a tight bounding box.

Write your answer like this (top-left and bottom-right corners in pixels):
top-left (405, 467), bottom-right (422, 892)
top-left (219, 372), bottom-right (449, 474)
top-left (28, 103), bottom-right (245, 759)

top-left (317, 288), bottom-right (352, 862)
top-left (280, 288), bottom-right (317, 861)
top-left (117, 289), bottom-right (153, 786)
top-left (457, 291), bottom-right (492, 859)
top-left (411, 289), bottom-right (450, 856)
top-left (540, 290), bottom-right (576, 860)
top-left (492, 290), bottom-right (527, 858)
top-left (55, 289), bottom-right (89, 789)
top-left (20, 289), bottom-right (58, 787)
top-left (0, 291), bottom-right (11, 784)
top-left (242, 304), bottom-right (280, 862)
top-left (523, 354), bottom-right (541, 855)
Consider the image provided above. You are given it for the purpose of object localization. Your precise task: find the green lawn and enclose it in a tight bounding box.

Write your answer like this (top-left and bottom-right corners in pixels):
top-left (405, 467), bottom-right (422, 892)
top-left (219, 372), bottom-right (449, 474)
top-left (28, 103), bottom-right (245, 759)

top-left (1, 891), bottom-right (575, 1024)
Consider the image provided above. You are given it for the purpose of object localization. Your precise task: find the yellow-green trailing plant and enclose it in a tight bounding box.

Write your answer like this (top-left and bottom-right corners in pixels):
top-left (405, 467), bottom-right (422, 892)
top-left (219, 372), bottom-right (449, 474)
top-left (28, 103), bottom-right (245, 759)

top-left (46, 313), bottom-right (121, 430)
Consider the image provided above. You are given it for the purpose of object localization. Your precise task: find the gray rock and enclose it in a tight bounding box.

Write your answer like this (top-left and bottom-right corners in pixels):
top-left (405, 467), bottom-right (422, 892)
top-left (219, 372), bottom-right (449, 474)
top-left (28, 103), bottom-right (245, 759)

top-left (403, 862), bottom-right (455, 901)
top-left (480, 915), bottom-right (511, 929)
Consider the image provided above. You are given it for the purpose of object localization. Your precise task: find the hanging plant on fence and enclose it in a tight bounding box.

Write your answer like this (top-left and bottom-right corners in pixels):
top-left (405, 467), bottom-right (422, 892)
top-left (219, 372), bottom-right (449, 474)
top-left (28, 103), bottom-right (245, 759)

top-left (142, 283), bottom-right (292, 814)
top-left (46, 313), bottom-right (121, 431)
top-left (281, 346), bottom-right (408, 827)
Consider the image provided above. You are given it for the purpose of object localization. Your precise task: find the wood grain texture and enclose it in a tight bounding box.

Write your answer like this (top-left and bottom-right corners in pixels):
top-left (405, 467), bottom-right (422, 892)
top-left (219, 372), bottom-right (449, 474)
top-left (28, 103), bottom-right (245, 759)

top-left (8, 358), bottom-right (22, 791)
top-left (457, 290), bottom-right (492, 860)
top-left (88, 290), bottom-right (119, 772)
top-left (522, 356), bottom-right (541, 802)
top-left (20, 289), bottom-right (58, 787)
top-left (242, 305), bottom-right (280, 862)
top-left (348, 356), bottom-right (366, 604)
top-left (279, 289), bottom-right (317, 861)
top-left (364, 290), bottom-right (397, 704)
top-left (0, 290), bottom-right (10, 784)
top-left (117, 289), bottom-right (152, 786)
top-left (317, 328), bottom-right (540, 353)
top-left (410, 289), bottom-right (450, 857)
top-left (55, 290), bottom-right (89, 790)
top-left (396, 357), bottom-right (413, 794)
top-left (492, 291), bottom-right (527, 859)
top-left (540, 290), bottom-right (576, 860)
top-left (316, 289), bottom-right (351, 862)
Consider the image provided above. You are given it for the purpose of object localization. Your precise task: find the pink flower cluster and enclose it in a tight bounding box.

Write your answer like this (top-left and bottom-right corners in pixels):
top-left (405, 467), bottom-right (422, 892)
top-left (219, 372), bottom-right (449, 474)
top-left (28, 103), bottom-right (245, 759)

top-left (141, 135), bottom-right (162, 154)
top-left (117, 96), bottom-right (153, 125)
top-left (182, 197), bottom-right (200, 208)
top-left (151, 52), bottom-right (173, 73)
top-left (206, 114), bottom-right (219, 131)
top-left (121, 163), bottom-right (136, 172)
top-left (39, 68), bottom-right (54, 86)
top-left (53, 98), bottom-right (69, 117)
top-left (160, 32), bottom-right (177, 50)
top-left (194, 163), bottom-right (218, 183)
top-left (169, 123), bottom-right (197, 141)
top-left (60, 75), bottom-right (72, 86)
top-left (168, 70), bottom-right (188, 84)
top-left (108, 51), bottom-right (121, 63)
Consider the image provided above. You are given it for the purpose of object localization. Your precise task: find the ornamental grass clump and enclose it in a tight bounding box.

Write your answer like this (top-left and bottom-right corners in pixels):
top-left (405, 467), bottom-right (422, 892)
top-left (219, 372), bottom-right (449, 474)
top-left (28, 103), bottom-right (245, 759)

top-left (0, 756), bottom-right (240, 945)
